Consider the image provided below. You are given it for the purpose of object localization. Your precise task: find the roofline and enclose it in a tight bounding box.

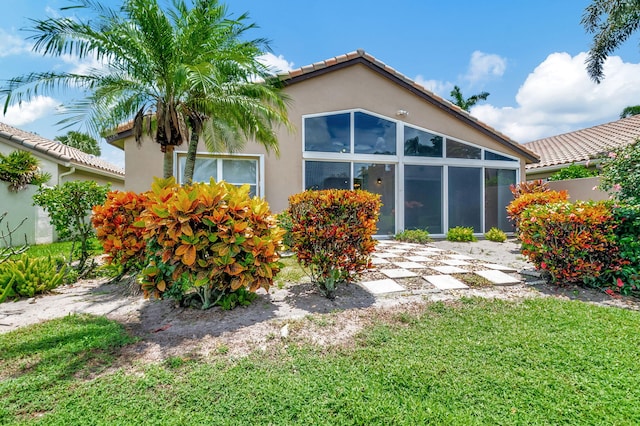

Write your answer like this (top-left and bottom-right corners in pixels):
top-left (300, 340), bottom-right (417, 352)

top-left (1, 132), bottom-right (124, 180)
top-left (525, 158), bottom-right (603, 176)
top-left (281, 51), bottom-right (540, 164)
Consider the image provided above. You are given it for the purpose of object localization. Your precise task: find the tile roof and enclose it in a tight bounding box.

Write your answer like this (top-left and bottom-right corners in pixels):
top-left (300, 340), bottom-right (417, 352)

top-left (279, 49), bottom-right (539, 163)
top-left (523, 114), bottom-right (640, 170)
top-left (0, 122), bottom-right (124, 177)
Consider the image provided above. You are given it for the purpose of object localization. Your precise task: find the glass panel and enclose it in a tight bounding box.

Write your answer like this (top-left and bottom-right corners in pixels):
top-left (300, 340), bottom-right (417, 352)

top-left (448, 167), bottom-right (482, 231)
top-left (485, 168), bottom-right (516, 232)
top-left (446, 138), bottom-right (482, 159)
top-left (222, 159), bottom-right (256, 184)
top-left (404, 165), bottom-right (442, 234)
top-left (305, 161), bottom-right (350, 190)
top-left (485, 151), bottom-right (517, 162)
top-left (354, 112), bottom-right (396, 155)
top-left (404, 126), bottom-right (443, 157)
top-left (304, 113), bottom-right (350, 153)
top-left (355, 163), bottom-right (395, 235)
top-left (180, 157), bottom-right (217, 183)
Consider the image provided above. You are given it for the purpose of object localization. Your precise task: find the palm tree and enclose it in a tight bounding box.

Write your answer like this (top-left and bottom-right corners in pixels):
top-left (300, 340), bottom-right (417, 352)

top-left (582, 0), bottom-right (640, 83)
top-left (620, 105), bottom-right (640, 118)
top-left (449, 85), bottom-right (490, 112)
top-left (1, 0), bottom-right (290, 180)
top-left (55, 131), bottom-right (101, 156)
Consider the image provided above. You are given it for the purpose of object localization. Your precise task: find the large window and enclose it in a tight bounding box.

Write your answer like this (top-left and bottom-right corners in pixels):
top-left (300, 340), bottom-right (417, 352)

top-left (448, 167), bottom-right (482, 231)
top-left (485, 168), bottom-right (516, 232)
top-left (177, 155), bottom-right (260, 196)
top-left (404, 126), bottom-right (443, 157)
top-left (404, 165), bottom-right (442, 233)
top-left (304, 113), bottom-right (350, 153)
top-left (354, 112), bottom-right (396, 154)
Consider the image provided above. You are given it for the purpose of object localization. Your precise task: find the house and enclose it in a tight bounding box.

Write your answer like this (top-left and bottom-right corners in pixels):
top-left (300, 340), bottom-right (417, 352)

top-left (107, 49), bottom-right (539, 237)
top-left (0, 122), bottom-right (125, 244)
top-left (523, 114), bottom-right (640, 200)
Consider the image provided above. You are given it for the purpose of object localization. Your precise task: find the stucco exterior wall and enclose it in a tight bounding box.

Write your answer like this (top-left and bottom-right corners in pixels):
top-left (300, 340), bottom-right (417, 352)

top-left (0, 182), bottom-right (52, 246)
top-left (548, 176), bottom-right (610, 201)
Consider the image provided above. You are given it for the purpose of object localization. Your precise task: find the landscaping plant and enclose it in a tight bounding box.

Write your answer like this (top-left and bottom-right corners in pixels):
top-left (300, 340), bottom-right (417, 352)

top-left (548, 163), bottom-right (598, 181)
top-left (446, 226), bottom-right (477, 242)
top-left (0, 150), bottom-right (50, 192)
top-left (599, 140), bottom-right (640, 205)
top-left (484, 227), bottom-right (507, 242)
top-left (0, 254), bottom-right (66, 302)
top-left (394, 228), bottom-right (432, 244)
top-left (288, 189), bottom-right (381, 299)
top-left (506, 189), bottom-right (569, 228)
top-left (137, 177), bottom-right (283, 309)
top-left (92, 190), bottom-right (149, 280)
top-left (610, 205), bottom-right (640, 296)
top-left (509, 179), bottom-right (549, 198)
top-left (33, 180), bottom-right (110, 274)
top-left (276, 210), bottom-right (294, 250)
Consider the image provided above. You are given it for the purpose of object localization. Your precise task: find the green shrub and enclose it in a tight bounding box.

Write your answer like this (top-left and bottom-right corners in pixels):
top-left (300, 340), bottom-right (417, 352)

top-left (484, 227), bottom-right (507, 242)
top-left (0, 254), bottom-right (66, 302)
top-left (519, 201), bottom-right (622, 286)
top-left (609, 205), bottom-right (640, 296)
top-left (395, 229), bottom-right (431, 244)
top-left (599, 140), bottom-right (640, 204)
top-left (138, 177), bottom-right (283, 310)
top-left (276, 210), bottom-right (294, 249)
top-left (548, 163), bottom-right (598, 181)
top-left (288, 189), bottom-right (381, 299)
top-left (0, 150), bottom-right (50, 192)
top-left (446, 226), bottom-right (477, 242)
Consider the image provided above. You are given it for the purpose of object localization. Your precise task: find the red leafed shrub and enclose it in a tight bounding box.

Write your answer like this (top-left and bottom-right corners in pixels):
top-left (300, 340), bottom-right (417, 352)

top-left (92, 190), bottom-right (148, 272)
top-left (137, 177), bottom-right (283, 309)
top-left (509, 179), bottom-right (549, 198)
top-left (288, 189), bottom-right (381, 299)
top-left (519, 201), bottom-right (623, 285)
top-left (506, 190), bottom-right (569, 228)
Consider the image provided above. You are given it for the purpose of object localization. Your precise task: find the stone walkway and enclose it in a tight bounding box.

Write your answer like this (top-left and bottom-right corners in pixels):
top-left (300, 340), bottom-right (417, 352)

top-left (359, 240), bottom-right (524, 295)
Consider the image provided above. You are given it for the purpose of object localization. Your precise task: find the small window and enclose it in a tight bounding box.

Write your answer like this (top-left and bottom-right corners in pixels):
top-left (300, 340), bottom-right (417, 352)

top-left (446, 138), bottom-right (481, 159)
top-left (354, 112), bottom-right (396, 155)
top-left (404, 126), bottom-right (443, 157)
top-left (305, 161), bottom-right (350, 190)
top-left (304, 113), bottom-right (350, 153)
top-left (484, 151), bottom-right (517, 162)
top-left (177, 155), bottom-right (259, 196)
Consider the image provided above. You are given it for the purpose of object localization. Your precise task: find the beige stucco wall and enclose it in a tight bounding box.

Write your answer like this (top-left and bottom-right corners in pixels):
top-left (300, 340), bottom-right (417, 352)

top-left (120, 62), bottom-right (532, 213)
top-left (548, 176), bottom-right (610, 201)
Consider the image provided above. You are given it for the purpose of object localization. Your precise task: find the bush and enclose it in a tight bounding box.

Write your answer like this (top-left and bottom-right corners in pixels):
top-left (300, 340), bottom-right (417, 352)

top-left (395, 229), bottom-right (431, 244)
top-left (138, 177), bottom-right (283, 309)
top-left (92, 191), bottom-right (148, 274)
top-left (509, 179), bottom-right (549, 198)
top-left (33, 180), bottom-right (110, 273)
top-left (506, 190), bottom-right (569, 228)
top-left (289, 189), bottom-right (381, 299)
top-left (484, 227), bottom-right (507, 242)
top-left (446, 226), bottom-right (477, 242)
top-left (548, 163), bottom-right (598, 181)
top-left (0, 150), bottom-right (50, 192)
top-left (0, 254), bottom-right (66, 302)
top-left (519, 201), bottom-right (622, 286)
top-left (599, 140), bottom-right (640, 205)
top-left (276, 210), bottom-right (294, 249)
top-left (609, 205), bottom-right (640, 296)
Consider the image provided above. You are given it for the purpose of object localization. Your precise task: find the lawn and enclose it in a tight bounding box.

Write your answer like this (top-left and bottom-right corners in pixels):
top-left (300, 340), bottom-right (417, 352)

top-left (1, 297), bottom-right (639, 424)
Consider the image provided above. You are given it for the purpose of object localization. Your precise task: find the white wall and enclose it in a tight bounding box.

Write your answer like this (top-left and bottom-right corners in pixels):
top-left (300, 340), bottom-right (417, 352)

top-left (0, 182), bottom-right (53, 247)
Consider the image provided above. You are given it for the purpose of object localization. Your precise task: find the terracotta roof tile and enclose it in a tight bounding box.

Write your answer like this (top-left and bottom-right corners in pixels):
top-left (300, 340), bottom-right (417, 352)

top-left (523, 115), bottom-right (640, 170)
top-left (0, 122), bottom-right (124, 176)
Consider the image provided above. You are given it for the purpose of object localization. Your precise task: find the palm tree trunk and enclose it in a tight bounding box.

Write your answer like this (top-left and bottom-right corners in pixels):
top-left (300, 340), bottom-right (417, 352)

top-left (183, 130), bottom-right (200, 184)
top-left (163, 146), bottom-right (174, 179)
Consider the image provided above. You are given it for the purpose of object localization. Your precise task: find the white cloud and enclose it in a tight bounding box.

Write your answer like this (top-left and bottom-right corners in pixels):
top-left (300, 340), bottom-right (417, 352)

top-left (259, 52), bottom-right (295, 74)
top-left (99, 144), bottom-right (125, 169)
top-left (471, 52), bottom-right (640, 142)
top-left (414, 75), bottom-right (453, 97)
top-left (1, 96), bottom-right (59, 126)
top-left (0, 29), bottom-right (32, 57)
top-left (464, 51), bottom-right (507, 84)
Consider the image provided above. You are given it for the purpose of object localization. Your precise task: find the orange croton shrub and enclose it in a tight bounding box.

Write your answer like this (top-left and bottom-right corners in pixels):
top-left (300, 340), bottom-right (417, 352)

top-left (288, 189), bottom-right (381, 299)
top-left (137, 177), bottom-right (283, 309)
top-left (92, 190), bottom-right (148, 271)
top-left (506, 189), bottom-right (569, 228)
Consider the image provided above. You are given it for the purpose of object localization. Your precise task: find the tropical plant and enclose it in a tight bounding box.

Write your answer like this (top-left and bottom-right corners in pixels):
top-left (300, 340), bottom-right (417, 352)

top-left (509, 179), bottom-right (550, 198)
top-left (548, 163), bottom-right (599, 181)
top-left (620, 105), bottom-right (640, 118)
top-left (449, 85), bottom-right (490, 112)
top-left (599, 140), bottom-right (640, 205)
top-left (0, 150), bottom-right (50, 192)
top-left (1, 0), bottom-right (290, 181)
top-left (582, 0), bottom-right (640, 82)
top-left (394, 229), bottom-right (432, 244)
top-left (446, 226), bottom-right (477, 242)
top-left (33, 180), bottom-right (110, 274)
top-left (0, 254), bottom-right (66, 303)
top-left (54, 131), bottom-right (101, 156)
top-left (484, 227), bottom-right (507, 242)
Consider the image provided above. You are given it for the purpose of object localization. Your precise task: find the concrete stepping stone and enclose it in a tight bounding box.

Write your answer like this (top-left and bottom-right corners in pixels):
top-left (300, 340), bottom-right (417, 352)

top-left (360, 279), bottom-right (406, 294)
top-left (393, 261), bottom-right (428, 269)
top-left (423, 275), bottom-right (469, 290)
top-left (381, 268), bottom-right (418, 278)
top-left (430, 265), bottom-right (468, 274)
top-left (479, 263), bottom-right (517, 272)
top-left (405, 255), bottom-right (432, 262)
top-left (372, 252), bottom-right (397, 258)
top-left (441, 259), bottom-right (472, 266)
top-left (475, 270), bottom-right (521, 285)
top-left (447, 254), bottom-right (475, 260)
top-left (371, 257), bottom-right (390, 265)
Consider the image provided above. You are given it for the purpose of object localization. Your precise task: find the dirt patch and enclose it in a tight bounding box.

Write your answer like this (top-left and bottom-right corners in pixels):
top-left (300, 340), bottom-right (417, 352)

top-left (1, 239), bottom-right (638, 365)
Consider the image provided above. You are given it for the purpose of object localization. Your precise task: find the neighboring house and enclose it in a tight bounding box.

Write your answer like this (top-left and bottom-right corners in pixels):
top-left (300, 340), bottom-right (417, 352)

top-left (107, 49), bottom-right (539, 237)
top-left (523, 114), bottom-right (640, 200)
top-left (0, 122), bottom-right (125, 245)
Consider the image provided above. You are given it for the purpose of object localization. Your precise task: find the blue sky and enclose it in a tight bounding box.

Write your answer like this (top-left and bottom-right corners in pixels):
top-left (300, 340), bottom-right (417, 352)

top-left (2, 0), bottom-right (640, 169)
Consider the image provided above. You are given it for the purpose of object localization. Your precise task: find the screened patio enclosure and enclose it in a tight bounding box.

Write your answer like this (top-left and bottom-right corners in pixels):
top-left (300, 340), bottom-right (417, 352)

top-left (303, 109), bottom-right (518, 237)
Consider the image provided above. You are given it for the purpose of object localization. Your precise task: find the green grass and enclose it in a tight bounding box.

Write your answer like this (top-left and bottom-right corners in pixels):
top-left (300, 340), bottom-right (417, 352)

top-left (2, 298), bottom-right (640, 424)
top-left (274, 254), bottom-right (309, 288)
top-left (25, 238), bottom-right (103, 259)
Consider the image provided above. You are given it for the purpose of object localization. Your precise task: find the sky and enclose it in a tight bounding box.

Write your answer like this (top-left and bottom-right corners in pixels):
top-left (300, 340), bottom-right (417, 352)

top-left (2, 0), bottom-right (640, 170)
